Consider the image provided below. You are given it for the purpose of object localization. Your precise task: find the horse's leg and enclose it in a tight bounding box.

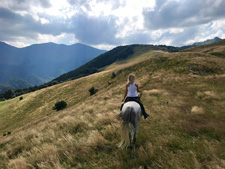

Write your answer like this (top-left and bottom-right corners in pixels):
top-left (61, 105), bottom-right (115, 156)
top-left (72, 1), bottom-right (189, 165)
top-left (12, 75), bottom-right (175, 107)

top-left (132, 122), bottom-right (139, 158)
top-left (133, 121), bottom-right (139, 145)
top-left (129, 132), bottom-right (132, 147)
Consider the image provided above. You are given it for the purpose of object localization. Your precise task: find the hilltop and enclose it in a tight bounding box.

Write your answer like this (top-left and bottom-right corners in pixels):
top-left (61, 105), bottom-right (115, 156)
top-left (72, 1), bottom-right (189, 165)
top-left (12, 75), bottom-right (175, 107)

top-left (183, 39), bottom-right (225, 58)
top-left (181, 37), bottom-right (222, 50)
top-left (192, 37), bottom-right (222, 46)
top-left (0, 41), bottom-right (225, 168)
top-left (52, 44), bottom-right (180, 83)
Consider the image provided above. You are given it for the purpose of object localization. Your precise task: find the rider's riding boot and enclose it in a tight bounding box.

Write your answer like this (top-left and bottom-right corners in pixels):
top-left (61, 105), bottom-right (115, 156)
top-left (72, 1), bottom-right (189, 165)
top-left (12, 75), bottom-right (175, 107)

top-left (144, 114), bottom-right (149, 119)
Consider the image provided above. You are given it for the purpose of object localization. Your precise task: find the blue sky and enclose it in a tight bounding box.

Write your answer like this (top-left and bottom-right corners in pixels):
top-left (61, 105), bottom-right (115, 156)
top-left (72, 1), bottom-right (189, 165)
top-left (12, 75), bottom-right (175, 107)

top-left (0, 0), bottom-right (225, 50)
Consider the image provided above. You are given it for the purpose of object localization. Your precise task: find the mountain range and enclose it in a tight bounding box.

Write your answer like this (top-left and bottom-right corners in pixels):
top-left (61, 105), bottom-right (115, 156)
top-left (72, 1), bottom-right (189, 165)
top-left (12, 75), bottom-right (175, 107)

top-left (181, 37), bottom-right (222, 49)
top-left (0, 42), bottom-right (106, 93)
top-left (0, 37), bottom-right (222, 93)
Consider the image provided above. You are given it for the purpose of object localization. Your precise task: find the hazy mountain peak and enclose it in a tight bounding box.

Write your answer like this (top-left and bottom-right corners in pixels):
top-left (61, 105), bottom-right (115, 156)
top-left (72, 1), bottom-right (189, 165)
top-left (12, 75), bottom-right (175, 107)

top-left (0, 42), bottom-right (107, 92)
top-left (193, 37), bottom-right (222, 46)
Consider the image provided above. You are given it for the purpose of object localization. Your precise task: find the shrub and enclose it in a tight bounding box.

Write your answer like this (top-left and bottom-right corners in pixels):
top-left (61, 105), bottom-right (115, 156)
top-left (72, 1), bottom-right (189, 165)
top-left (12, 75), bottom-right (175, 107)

top-left (89, 87), bottom-right (98, 96)
top-left (19, 97), bottom-right (23, 100)
top-left (111, 72), bottom-right (116, 79)
top-left (3, 89), bottom-right (14, 99)
top-left (53, 101), bottom-right (67, 111)
top-left (51, 80), bottom-right (58, 86)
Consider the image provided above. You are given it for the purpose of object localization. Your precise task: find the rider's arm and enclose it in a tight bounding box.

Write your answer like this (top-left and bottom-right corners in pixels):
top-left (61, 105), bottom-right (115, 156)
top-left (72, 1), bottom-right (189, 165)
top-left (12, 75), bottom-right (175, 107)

top-left (135, 83), bottom-right (141, 93)
top-left (122, 84), bottom-right (129, 102)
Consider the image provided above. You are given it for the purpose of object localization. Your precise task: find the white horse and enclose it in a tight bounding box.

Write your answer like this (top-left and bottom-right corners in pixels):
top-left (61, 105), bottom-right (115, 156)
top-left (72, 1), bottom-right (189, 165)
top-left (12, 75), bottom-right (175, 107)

top-left (118, 101), bottom-right (142, 153)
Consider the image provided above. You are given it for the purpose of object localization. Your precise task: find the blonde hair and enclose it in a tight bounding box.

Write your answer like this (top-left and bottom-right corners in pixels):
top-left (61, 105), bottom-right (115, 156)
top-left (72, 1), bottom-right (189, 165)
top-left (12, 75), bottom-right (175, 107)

top-left (128, 74), bottom-right (135, 84)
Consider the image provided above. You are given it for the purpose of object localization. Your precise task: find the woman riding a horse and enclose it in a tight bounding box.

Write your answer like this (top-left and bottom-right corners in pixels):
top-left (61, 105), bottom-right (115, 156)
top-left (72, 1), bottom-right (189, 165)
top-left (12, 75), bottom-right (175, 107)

top-left (120, 74), bottom-right (149, 119)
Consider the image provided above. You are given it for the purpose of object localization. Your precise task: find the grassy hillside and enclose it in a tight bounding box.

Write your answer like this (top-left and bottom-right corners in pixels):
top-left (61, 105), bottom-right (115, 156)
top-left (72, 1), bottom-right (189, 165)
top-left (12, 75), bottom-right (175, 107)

top-left (0, 44), bottom-right (225, 168)
top-left (52, 44), bottom-right (180, 83)
top-left (181, 37), bottom-right (222, 50)
top-left (183, 39), bottom-right (225, 58)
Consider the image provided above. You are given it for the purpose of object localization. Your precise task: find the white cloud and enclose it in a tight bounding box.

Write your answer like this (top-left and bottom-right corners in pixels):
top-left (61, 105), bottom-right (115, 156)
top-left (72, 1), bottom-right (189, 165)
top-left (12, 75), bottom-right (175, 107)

top-left (0, 0), bottom-right (224, 49)
top-left (40, 18), bottom-right (50, 24)
top-left (113, 0), bottom-right (155, 38)
top-left (169, 28), bottom-right (184, 34)
top-left (87, 1), bottom-right (113, 17)
top-left (151, 30), bottom-right (167, 40)
top-left (92, 44), bottom-right (116, 50)
top-left (37, 33), bottom-right (78, 44)
top-left (5, 33), bottom-right (78, 48)
top-left (6, 41), bottom-right (31, 48)
top-left (211, 18), bottom-right (225, 30)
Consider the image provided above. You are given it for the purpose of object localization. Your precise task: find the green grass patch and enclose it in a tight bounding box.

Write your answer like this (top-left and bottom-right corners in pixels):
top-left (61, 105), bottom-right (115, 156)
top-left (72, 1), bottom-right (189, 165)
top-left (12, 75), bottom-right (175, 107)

top-left (198, 127), bottom-right (221, 140)
top-left (0, 142), bottom-right (8, 150)
top-left (216, 142), bottom-right (225, 160)
top-left (189, 63), bottom-right (221, 75)
top-left (167, 133), bottom-right (195, 153)
top-left (211, 52), bottom-right (225, 58)
top-left (153, 57), bottom-right (189, 72)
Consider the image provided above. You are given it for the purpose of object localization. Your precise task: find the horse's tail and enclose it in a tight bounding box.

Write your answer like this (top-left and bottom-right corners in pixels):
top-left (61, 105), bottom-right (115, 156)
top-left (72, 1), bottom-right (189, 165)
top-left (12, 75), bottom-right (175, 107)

top-left (118, 107), bottom-right (134, 148)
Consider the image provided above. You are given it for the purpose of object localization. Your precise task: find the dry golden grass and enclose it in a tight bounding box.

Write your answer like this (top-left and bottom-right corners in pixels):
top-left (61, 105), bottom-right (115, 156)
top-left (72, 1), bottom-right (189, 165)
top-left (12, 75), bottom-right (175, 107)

top-left (8, 157), bottom-right (31, 169)
top-left (197, 91), bottom-right (219, 100)
top-left (143, 89), bottom-right (169, 96)
top-left (191, 106), bottom-right (204, 114)
top-left (104, 50), bottom-right (163, 71)
top-left (0, 44), bottom-right (225, 168)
